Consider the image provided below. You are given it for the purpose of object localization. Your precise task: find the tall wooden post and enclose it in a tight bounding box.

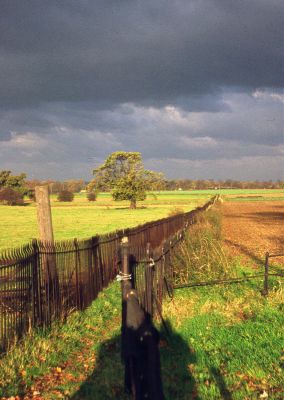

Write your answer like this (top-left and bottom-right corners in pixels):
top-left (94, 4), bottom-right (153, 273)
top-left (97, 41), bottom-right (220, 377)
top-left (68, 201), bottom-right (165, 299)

top-left (35, 185), bottom-right (54, 242)
top-left (35, 185), bottom-right (59, 320)
top-left (120, 236), bottom-right (133, 395)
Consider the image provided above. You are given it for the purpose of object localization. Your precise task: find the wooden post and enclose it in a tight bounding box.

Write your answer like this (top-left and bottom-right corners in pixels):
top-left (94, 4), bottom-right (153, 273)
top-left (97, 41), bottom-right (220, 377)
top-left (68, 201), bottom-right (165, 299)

top-left (263, 252), bottom-right (269, 296)
top-left (35, 185), bottom-right (59, 319)
top-left (121, 236), bottom-right (132, 327)
top-left (35, 185), bottom-right (54, 242)
top-left (120, 236), bottom-right (133, 395)
top-left (145, 242), bottom-right (153, 316)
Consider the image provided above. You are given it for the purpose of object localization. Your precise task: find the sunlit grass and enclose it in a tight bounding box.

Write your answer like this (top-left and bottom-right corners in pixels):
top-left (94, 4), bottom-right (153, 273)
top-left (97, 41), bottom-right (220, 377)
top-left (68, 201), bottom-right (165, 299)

top-left (0, 201), bottom-right (283, 399)
top-left (0, 192), bottom-right (208, 250)
top-left (1, 189), bottom-right (283, 251)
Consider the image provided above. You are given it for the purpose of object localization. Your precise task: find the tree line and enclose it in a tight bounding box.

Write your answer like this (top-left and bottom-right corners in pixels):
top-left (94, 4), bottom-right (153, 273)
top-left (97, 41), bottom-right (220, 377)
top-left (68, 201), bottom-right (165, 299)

top-left (164, 179), bottom-right (284, 190)
top-left (0, 152), bottom-right (283, 208)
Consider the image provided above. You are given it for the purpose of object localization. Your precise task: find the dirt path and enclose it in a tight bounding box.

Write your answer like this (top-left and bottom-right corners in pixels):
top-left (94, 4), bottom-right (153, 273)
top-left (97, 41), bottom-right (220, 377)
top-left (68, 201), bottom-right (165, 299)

top-left (221, 201), bottom-right (284, 266)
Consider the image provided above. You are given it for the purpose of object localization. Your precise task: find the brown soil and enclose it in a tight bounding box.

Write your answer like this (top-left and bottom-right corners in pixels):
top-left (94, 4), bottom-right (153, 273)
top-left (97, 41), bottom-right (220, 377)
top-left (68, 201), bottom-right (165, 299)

top-left (221, 201), bottom-right (284, 266)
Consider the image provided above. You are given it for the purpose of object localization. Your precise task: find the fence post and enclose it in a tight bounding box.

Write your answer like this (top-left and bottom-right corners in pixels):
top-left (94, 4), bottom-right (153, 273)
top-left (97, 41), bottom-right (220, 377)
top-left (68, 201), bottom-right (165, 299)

top-left (120, 236), bottom-right (135, 396)
top-left (263, 252), bottom-right (269, 296)
top-left (35, 185), bottom-right (59, 320)
top-left (145, 242), bottom-right (153, 316)
top-left (74, 238), bottom-right (82, 309)
top-left (31, 239), bottom-right (40, 327)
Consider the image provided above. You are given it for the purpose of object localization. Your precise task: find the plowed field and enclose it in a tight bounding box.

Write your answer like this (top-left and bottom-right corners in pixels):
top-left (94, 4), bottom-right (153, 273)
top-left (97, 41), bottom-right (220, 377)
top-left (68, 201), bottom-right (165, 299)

top-left (222, 201), bottom-right (284, 266)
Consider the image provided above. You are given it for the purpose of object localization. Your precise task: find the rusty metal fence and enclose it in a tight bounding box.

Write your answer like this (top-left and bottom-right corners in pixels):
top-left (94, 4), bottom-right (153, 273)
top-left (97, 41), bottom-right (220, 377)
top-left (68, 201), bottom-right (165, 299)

top-left (0, 196), bottom-right (217, 351)
top-left (119, 223), bottom-right (191, 399)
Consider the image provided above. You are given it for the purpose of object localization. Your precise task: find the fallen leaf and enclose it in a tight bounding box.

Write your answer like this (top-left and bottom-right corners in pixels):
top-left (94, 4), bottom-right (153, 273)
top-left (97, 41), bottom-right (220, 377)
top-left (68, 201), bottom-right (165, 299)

top-left (259, 390), bottom-right (268, 399)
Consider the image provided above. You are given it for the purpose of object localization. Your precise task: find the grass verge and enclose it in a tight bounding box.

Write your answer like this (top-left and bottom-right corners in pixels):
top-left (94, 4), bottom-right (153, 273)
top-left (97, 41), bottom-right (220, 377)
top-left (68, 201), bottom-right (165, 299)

top-left (162, 206), bottom-right (283, 399)
top-left (0, 283), bottom-right (126, 400)
top-left (161, 281), bottom-right (284, 399)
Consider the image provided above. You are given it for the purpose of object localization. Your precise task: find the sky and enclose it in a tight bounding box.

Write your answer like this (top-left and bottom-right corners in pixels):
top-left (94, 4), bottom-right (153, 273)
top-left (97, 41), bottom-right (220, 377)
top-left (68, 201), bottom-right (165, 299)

top-left (0, 0), bottom-right (283, 181)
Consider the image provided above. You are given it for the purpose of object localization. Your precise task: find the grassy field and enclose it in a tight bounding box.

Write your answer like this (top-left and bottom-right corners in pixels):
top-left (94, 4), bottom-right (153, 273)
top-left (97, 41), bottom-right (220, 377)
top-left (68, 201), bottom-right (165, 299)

top-left (0, 189), bottom-right (283, 251)
top-left (0, 204), bottom-right (283, 399)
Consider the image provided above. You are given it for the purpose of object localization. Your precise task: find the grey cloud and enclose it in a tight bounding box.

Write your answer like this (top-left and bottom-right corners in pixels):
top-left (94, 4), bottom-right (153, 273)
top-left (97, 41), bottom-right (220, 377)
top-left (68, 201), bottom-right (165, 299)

top-left (147, 155), bottom-right (284, 181)
top-left (0, 1), bottom-right (283, 180)
top-left (0, 92), bottom-right (282, 180)
top-left (0, 1), bottom-right (283, 109)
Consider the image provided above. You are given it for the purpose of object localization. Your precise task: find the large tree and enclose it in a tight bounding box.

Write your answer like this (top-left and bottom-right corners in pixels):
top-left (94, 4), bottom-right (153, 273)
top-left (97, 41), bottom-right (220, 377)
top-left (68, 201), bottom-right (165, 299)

top-left (92, 151), bottom-right (163, 209)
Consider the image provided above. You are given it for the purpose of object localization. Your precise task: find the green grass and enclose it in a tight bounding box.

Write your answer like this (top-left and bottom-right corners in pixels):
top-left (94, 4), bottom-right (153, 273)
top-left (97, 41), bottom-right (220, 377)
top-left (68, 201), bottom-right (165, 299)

top-left (1, 279), bottom-right (282, 399)
top-left (160, 208), bottom-right (284, 399)
top-left (161, 280), bottom-right (284, 399)
top-left (1, 189), bottom-right (283, 251)
top-left (1, 205), bottom-right (283, 399)
top-left (0, 192), bottom-right (206, 251)
top-left (0, 283), bottom-right (126, 399)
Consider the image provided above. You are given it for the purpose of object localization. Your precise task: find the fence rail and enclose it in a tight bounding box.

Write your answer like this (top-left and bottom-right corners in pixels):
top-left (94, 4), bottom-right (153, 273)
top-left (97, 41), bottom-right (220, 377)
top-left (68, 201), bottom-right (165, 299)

top-left (0, 196), bottom-right (218, 351)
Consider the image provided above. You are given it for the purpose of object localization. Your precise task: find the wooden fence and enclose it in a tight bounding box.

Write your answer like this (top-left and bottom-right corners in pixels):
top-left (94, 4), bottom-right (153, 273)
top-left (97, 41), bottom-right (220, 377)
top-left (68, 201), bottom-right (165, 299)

top-left (0, 197), bottom-right (217, 352)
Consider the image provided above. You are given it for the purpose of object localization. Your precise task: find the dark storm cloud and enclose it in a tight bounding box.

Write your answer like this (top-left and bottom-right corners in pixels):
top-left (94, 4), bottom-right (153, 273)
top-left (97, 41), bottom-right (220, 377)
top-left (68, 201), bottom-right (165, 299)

top-left (0, 1), bottom-right (283, 180)
top-left (0, 0), bottom-right (283, 109)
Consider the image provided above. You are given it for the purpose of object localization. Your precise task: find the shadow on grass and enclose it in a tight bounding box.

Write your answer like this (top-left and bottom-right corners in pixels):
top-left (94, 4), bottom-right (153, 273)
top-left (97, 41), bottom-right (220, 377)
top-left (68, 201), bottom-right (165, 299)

top-left (70, 320), bottom-right (199, 400)
top-left (224, 239), bottom-right (264, 265)
top-left (210, 367), bottom-right (232, 400)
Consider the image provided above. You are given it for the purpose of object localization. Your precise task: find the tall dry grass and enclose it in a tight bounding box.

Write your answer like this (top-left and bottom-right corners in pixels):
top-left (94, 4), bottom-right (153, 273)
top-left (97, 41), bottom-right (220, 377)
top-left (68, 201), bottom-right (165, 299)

top-left (172, 207), bottom-right (237, 285)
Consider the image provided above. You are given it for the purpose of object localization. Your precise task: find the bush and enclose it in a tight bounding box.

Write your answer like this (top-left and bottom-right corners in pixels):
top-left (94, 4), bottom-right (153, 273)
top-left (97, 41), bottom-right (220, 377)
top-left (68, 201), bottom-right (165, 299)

top-left (0, 187), bottom-right (24, 205)
top-left (57, 190), bottom-right (74, 202)
top-left (87, 190), bottom-right (98, 201)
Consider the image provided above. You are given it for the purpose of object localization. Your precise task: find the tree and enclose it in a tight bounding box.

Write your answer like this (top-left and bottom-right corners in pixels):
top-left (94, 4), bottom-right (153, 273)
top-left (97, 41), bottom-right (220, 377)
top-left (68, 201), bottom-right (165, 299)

top-left (146, 171), bottom-right (166, 191)
top-left (0, 170), bottom-right (28, 196)
top-left (92, 151), bottom-right (162, 209)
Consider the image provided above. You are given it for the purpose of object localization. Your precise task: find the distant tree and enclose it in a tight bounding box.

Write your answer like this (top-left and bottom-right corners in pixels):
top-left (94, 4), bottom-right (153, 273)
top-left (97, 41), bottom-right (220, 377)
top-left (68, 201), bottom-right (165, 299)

top-left (0, 170), bottom-right (28, 196)
top-left (64, 179), bottom-right (85, 193)
top-left (0, 187), bottom-right (24, 205)
top-left (26, 179), bottom-right (42, 190)
top-left (91, 151), bottom-right (163, 209)
top-left (87, 190), bottom-right (98, 201)
top-left (57, 190), bottom-right (74, 202)
top-left (146, 171), bottom-right (166, 191)
top-left (49, 181), bottom-right (63, 194)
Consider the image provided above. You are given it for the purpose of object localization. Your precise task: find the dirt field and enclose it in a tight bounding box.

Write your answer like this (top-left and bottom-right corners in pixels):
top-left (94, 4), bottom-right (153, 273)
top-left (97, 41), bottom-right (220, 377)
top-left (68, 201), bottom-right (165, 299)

top-left (222, 201), bottom-right (284, 266)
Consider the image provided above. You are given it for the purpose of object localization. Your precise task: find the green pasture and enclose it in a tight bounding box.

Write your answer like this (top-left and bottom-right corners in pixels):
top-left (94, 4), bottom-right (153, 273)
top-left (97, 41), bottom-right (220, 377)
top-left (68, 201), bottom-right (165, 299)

top-left (0, 189), bottom-right (283, 251)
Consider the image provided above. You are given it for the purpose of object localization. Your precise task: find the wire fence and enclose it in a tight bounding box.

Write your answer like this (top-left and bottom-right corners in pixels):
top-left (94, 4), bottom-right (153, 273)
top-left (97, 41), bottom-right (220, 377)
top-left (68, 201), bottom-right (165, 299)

top-left (119, 220), bottom-right (191, 400)
top-left (0, 196), bottom-right (218, 352)
top-left (120, 223), bottom-right (283, 398)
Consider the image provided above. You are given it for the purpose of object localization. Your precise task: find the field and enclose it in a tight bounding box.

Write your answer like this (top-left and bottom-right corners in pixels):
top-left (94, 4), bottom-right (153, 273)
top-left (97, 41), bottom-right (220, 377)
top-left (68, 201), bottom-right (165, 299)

top-left (0, 190), bottom-right (283, 399)
top-left (0, 189), bottom-right (283, 251)
top-left (222, 201), bottom-right (284, 264)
